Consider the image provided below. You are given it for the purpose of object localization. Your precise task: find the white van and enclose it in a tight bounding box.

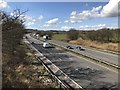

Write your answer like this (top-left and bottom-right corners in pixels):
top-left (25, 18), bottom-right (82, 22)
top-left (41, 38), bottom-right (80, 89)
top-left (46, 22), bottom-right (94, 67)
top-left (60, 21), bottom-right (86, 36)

top-left (43, 43), bottom-right (51, 48)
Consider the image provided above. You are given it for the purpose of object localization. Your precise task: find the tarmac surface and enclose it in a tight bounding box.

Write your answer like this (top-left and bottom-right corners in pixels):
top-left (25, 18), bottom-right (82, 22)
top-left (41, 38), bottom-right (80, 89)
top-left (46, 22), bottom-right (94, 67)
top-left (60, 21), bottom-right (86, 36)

top-left (27, 34), bottom-right (119, 89)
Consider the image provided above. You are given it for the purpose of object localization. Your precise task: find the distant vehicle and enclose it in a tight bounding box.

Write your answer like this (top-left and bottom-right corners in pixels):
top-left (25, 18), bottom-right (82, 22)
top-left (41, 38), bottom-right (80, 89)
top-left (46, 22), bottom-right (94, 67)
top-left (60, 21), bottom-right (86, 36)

top-left (76, 46), bottom-right (81, 49)
top-left (31, 42), bottom-right (34, 44)
top-left (43, 43), bottom-right (51, 48)
top-left (25, 36), bottom-right (28, 39)
top-left (66, 45), bottom-right (74, 49)
top-left (43, 35), bottom-right (49, 41)
top-left (76, 46), bottom-right (85, 51)
top-left (36, 34), bottom-right (39, 38)
top-left (33, 33), bottom-right (36, 36)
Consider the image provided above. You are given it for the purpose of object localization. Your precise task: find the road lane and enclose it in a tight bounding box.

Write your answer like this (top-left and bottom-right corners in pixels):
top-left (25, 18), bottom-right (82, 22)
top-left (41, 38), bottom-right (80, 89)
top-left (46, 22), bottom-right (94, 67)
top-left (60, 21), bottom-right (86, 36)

top-left (27, 35), bottom-right (119, 89)
top-left (48, 40), bottom-right (118, 66)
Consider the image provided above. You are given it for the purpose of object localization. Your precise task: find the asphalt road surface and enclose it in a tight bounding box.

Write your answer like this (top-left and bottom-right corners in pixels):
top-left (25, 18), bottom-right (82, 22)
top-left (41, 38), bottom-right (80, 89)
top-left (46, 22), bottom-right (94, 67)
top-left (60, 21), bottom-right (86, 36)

top-left (48, 40), bottom-right (118, 66)
top-left (27, 34), bottom-right (119, 89)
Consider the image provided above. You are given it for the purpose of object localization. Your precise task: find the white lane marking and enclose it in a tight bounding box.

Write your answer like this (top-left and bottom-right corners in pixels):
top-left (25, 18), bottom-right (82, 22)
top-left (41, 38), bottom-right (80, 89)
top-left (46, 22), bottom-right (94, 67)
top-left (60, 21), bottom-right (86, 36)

top-left (69, 58), bottom-right (73, 60)
top-left (86, 48), bottom-right (118, 57)
top-left (59, 58), bottom-right (62, 61)
top-left (68, 52), bottom-right (118, 73)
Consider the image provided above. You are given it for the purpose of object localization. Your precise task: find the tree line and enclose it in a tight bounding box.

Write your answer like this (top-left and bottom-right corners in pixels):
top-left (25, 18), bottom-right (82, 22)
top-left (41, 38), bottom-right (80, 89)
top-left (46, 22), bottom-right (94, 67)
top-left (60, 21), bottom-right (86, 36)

top-left (66, 28), bottom-right (119, 43)
top-left (79, 28), bottom-right (120, 43)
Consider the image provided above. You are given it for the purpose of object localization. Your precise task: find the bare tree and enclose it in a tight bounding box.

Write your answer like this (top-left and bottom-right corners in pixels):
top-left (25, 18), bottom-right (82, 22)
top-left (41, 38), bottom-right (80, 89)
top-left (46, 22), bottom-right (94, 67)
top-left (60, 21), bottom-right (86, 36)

top-left (2, 9), bottom-right (28, 54)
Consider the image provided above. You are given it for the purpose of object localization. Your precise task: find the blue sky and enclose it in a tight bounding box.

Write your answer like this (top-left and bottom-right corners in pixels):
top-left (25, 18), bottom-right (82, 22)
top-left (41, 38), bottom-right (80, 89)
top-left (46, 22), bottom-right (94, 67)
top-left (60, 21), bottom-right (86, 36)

top-left (1, 0), bottom-right (119, 30)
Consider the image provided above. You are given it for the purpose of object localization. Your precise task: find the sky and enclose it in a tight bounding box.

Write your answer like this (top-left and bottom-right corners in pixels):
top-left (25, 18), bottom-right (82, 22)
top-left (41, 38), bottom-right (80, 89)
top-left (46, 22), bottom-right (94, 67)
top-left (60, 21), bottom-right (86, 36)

top-left (0, 0), bottom-right (120, 31)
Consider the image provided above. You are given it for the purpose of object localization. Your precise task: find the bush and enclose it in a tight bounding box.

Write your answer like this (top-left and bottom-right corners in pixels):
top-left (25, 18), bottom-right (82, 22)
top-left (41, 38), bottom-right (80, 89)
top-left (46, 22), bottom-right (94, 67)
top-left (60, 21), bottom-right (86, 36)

top-left (67, 29), bottom-right (79, 40)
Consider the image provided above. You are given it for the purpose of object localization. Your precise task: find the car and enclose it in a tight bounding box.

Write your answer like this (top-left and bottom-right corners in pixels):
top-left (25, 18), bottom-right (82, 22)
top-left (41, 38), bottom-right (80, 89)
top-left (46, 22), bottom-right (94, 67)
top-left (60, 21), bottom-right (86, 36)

top-left (76, 46), bottom-right (81, 49)
top-left (66, 45), bottom-right (74, 49)
top-left (80, 48), bottom-right (85, 51)
top-left (76, 46), bottom-right (85, 51)
top-left (31, 42), bottom-right (34, 44)
top-left (43, 43), bottom-right (51, 48)
top-left (25, 36), bottom-right (28, 39)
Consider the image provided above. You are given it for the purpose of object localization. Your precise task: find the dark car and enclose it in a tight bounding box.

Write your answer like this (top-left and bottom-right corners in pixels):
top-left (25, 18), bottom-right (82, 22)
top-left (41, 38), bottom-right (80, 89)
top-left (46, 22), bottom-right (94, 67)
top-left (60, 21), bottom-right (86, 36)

top-left (76, 46), bottom-right (81, 49)
top-left (76, 46), bottom-right (85, 51)
top-left (31, 42), bottom-right (34, 44)
top-left (25, 36), bottom-right (28, 39)
top-left (66, 45), bottom-right (74, 49)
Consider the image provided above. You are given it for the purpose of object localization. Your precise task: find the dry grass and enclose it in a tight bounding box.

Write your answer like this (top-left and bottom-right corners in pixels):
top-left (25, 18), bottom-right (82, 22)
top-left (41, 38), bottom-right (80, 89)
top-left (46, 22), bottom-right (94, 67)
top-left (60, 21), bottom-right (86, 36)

top-left (2, 44), bottom-right (59, 88)
top-left (69, 38), bottom-right (119, 53)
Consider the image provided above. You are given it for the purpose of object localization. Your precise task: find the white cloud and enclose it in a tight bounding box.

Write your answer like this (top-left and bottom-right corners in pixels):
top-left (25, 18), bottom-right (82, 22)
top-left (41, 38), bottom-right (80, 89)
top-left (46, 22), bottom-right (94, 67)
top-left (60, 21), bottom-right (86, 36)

top-left (0, 1), bottom-right (7, 8)
top-left (24, 15), bottom-right (33, 21)
top-left (47, 18), bottom-right (59, 24)
top-left (32, 19), bottom-right (36, 22)
top-left (24, 15), bottom-right (36, 22)
top-left (79, 24), bottom-right (106, 30)
top-left (64, 20), bottom-right (69, 23)
top-left (44, 18), bottom-right (59, 27)
top-left (27, 22), bottom-right (35, 26)
top-left (69, 0), bottom-right (120, 23)
top-left (100, 0), bottom-right (120, 17)
top-left (61, 26), bottom-right (73, 31)
top-left (43, 24), bottom-right (50, 27)
top-left (10, 12), bottom-right (14, 16)
top-left (21, 15), bottom-right (36, 27)
top-left (38, 15), bottom-right (43, 20)
top-left (69, 6), bottom-right (102, 23)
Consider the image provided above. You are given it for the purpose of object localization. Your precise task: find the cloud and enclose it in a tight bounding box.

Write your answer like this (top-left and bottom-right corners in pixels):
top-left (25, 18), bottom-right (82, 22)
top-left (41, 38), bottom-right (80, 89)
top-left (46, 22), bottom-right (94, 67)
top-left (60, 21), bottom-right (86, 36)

top-left (24, 15), bottom-right (33, 21)
top-left (27, 22), bottom-right (35, 26)
top-left (43, 24), bottom-right (50, 27)
top-left (10, 13), bottom-right (36, 28)
top-left (21, 15), bottom-right (36, 27)
top-left (79, 24), bottom-right (106, 30)
top-left (61, 26), bottom-right (73, 31)
top-left (100, 0), bottom-right (120, 17)
top-left (38, 15), bottom-right (43, 20)
top-left (32, 19), bottom-right (36, 22)
top-left (10, 12), bottom-right (25, 18)
top-left (0, 1), bottom-right (7, 8)
top-left (64, 20), bottom-right (69, 23)
top-left (23, 15), bottom-right (36, 23)
top-left (69, 6), bottom-right (102, 23)
top-left (69, 0), bottom-right (120, 23)
top-left (47, 18), bottom-right (59, 24)
top-left (44, 18), bottom-right (59, 27)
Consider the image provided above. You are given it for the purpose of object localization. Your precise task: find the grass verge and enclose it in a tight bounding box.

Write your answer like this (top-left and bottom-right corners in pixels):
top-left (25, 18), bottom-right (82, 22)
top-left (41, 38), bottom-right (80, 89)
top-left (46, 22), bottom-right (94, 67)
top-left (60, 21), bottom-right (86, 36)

top-left (2, 42), bottom-right (59, 88)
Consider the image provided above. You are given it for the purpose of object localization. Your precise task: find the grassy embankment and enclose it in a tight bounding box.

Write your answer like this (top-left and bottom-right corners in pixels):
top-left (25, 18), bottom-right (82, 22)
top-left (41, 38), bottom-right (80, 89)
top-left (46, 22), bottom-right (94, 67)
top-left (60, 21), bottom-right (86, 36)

top-left (2, 42), bottom-right (59, 88)
top-left (52, 33), bottom-right (118, 53)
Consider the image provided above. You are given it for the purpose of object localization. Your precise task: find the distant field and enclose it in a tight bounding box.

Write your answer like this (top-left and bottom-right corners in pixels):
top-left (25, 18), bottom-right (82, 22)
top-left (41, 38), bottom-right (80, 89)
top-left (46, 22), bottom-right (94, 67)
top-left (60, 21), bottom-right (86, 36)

top-left (52, 33), bottom-right (69, 42)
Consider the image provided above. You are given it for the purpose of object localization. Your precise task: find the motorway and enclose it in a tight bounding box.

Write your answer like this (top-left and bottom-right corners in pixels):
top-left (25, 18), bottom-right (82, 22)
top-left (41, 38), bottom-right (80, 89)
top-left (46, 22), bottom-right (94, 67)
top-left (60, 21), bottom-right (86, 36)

top-left (48, 40), bottom-right (118, 66)
top-left (27, 34), bottom-right (119, 89)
